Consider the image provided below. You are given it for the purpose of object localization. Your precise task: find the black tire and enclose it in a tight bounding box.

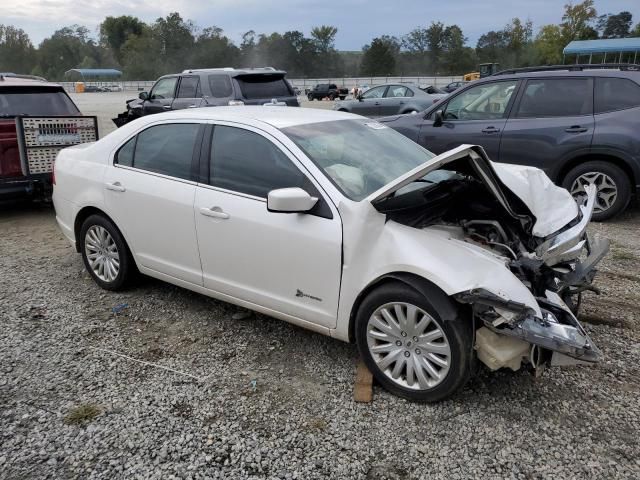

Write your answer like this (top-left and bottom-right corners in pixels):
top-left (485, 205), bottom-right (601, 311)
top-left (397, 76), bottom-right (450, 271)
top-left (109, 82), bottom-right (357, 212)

top-left (80, 214), bottom-right (134, 291)
top-left (355, 282), bottom-right (472, 402)
top-left (562, 161), bottom-right (631, 221)
top-left (307, 94), bottom-right (314, 101)
top-left (329, 93), bottom-right (336, 101)
top-left (339, 96), bottom-right (346, 100)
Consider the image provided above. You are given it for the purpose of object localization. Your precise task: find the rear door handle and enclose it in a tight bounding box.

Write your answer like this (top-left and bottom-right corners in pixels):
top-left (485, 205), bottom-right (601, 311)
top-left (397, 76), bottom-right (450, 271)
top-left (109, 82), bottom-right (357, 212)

top-left (200, 206), bottom-right (230, 219)
top-left (565, 126), bottom-right (588, 133)
top-left (105, 182), bottom-right (126, 192)
top-left (163, 105), bottom-right (172, 110)
top-left (481, 126), bottom-right (501, 134)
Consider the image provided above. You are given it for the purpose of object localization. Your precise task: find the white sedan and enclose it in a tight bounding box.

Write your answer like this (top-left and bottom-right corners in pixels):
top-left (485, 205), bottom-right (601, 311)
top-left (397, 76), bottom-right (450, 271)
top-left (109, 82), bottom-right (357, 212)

top-left (53, 107), bottom-right (608, 401)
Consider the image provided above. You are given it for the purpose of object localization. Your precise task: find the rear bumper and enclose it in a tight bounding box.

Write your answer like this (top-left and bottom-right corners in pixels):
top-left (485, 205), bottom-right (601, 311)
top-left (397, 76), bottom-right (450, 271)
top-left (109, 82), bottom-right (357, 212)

top-left (0, 175), bottom-right (52, 202)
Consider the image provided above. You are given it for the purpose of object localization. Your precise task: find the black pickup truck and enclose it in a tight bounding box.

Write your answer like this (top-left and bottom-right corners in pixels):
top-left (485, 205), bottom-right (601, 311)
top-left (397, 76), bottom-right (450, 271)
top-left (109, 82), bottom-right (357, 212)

top-left (307, 83), bottom-right (348, 101)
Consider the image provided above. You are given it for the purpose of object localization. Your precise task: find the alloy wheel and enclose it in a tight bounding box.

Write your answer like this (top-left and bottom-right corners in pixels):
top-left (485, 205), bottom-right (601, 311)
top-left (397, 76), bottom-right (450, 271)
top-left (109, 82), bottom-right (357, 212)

top-left (570, 171), bottom-right (618, 214)
top-left (366, 302), bottom-right (451, 390)
top-left (85, 225), bottom-right (120, 283)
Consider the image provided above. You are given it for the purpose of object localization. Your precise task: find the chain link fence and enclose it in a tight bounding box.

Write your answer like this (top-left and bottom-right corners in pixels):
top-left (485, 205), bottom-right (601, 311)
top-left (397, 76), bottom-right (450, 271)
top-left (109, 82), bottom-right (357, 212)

top-left (60, 76), bottom-right (462, 93)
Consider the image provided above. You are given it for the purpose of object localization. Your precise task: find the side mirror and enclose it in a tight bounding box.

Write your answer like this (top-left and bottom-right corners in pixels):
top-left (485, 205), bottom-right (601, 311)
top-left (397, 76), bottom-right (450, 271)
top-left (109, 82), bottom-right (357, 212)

top-left (139, 91), bottom-right (149, 100)
top-left (357, 94), bottom-right (364, 101)
top-left (267, 187), bottom-right (318, 213)
top-left (433, 109), bottom-right (444, 127)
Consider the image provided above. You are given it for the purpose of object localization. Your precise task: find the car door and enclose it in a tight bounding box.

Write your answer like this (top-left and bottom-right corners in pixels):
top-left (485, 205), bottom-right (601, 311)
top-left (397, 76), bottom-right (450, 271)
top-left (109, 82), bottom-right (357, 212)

top-left (352, 85), bottom-right (388, 116)
top-left (193, 123), bottom-right (342, 328)
top-left (143, 77), bottom-right (178, 115)
top-left (103, 122), bottom-right (204, 285)
top-left (379, 85), bottom-right (411, 115)
top-left (171, 76), bottom-right (203, 110)
top-left (418, 79), bottom-right (519, 159)
top-left (499, 77), bottom-right (594, 176)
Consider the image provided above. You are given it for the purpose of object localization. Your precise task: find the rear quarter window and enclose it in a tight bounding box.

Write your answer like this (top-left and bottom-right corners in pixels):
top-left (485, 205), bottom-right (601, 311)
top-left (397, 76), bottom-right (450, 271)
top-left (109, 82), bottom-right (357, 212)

top-left (208, 75), bottom-right (233, 98)
top-left (595, 77), bottom-right (640, 113)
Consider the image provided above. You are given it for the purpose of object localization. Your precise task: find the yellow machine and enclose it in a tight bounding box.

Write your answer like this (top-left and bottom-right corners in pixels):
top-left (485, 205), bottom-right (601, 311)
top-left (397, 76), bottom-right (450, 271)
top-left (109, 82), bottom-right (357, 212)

top-left (463, 63), bottom-right (500, 81)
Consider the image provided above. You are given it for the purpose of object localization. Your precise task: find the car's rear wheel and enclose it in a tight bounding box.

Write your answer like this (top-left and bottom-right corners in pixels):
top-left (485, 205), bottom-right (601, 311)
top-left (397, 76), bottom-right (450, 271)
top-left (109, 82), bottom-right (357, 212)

top-left (80, 214), bottom-right (134, 291)
top-left (562, 161), bottom-right (631, 221)
top-left (329, 93), bottom-right (336, 101)
top-left (355, 282), bottom-right (472, 402)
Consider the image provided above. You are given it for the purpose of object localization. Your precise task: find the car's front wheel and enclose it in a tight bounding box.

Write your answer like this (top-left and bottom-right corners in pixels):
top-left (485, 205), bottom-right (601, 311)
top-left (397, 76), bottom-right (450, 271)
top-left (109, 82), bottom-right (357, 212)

top-left (562, 161), bottom-right (631, 221)
top-left (80, 214), bottom-right (134, 291)
top-left (355, 282), bottom-right (472, 402)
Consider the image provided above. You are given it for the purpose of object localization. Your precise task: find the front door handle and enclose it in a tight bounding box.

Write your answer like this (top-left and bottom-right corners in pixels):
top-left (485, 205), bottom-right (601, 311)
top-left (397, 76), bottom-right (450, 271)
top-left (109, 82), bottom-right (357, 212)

top-left (481, 126), bottom-right (501, 134)
top-left (200, 206), bottom-right (230, 219)
top-left (105, 182), bottom-right (126, 192)
top-left (163, 105), bottom-right (172, 110)
top-left (565, 126), bottom-right (588, 133)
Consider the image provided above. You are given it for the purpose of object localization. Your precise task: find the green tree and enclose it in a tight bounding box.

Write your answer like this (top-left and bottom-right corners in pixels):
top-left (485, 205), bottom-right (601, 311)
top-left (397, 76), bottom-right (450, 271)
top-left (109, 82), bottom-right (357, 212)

top-left (632, 23), bottom-right (640, 37)
top-left (191, 27), bottom-right (239, 70)
top-left (561, 0), bottom-right (598, 41)
top-left (360, 36), bottom-right (399, 76)
top-left (597, 11), bottom-right (633, 38)
top-left (37, 26), bottom-right (103, 80)
top-left (534, 24), bottom-right (565, 64)
top-left (0, 25), bottom-right (36, 74)
top-left (476, 30), bottom-right (508, 63)
top-left (100, 16), bottom-right (145, 64)
top-left (310, 25), bottom-right (338, 53)
top-left (425, 22), bottom-right (446, 73)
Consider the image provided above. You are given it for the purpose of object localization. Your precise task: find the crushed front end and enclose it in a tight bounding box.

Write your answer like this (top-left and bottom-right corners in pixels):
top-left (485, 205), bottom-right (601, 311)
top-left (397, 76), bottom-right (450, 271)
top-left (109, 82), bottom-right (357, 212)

top-left (455, 184), bottom-right (609, 370)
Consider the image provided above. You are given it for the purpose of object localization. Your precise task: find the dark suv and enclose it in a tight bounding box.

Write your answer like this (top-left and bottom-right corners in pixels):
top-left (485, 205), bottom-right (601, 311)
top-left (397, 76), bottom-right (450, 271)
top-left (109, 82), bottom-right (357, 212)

top-left (381, 64), bottom-right (640, 220)
top-left (113, 67), bottom-right (299, 126)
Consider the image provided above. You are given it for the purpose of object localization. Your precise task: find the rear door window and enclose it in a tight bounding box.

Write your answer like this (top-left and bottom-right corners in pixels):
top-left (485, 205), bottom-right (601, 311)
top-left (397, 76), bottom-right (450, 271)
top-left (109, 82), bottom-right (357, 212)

top-left (235, 75), bottom-right (292, 99)
top-left (177, 76), bottom-right (201, 98)
top-left (515, 78), bottom-right (592, 118)
top-left (595, 77), bottom-right (640, 113)
top-left (119, 123), bottom-right (200, 180)
top-left (208, 75), bottom-right (233, 98)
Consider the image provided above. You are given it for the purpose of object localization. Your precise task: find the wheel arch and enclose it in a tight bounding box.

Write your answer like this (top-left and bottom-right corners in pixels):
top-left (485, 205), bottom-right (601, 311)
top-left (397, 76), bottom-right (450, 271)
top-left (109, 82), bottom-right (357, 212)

top-left (557, 153), bottom-right (637, 193)
top-left (73, 206), bottom-right (131, 256)
top-left (347, 272), bottom-right (460, 343)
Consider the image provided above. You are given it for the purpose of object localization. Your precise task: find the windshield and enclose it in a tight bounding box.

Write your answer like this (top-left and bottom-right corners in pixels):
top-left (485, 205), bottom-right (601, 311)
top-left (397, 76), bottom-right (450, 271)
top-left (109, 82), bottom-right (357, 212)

top-left (282, 119), bottom-right (436, 201)
top-left (0, 87), bottom-right (80, 117)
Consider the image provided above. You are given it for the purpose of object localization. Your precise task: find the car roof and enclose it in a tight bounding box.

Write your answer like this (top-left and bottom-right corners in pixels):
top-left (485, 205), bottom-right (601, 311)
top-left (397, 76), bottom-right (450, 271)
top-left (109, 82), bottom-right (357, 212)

top-left (147, 106), bottom-right (362, 129)
top-left (484, 66), bottom-right (639, 82)
top-left (0, 75), bottom-right (62, 89)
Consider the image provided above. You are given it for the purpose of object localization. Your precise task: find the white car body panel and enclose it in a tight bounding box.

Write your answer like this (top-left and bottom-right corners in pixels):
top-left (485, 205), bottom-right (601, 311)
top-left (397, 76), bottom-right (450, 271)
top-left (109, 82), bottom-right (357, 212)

top-left (491, 162), bottom-right (579, 238)
top-left (52, 107), bottom-right (600, 360)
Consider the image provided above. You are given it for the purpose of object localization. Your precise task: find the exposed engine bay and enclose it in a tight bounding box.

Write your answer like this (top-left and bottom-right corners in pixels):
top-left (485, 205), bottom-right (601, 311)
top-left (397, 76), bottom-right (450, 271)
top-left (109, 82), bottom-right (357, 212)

top-left (372, 148), bottom-right (610, 371)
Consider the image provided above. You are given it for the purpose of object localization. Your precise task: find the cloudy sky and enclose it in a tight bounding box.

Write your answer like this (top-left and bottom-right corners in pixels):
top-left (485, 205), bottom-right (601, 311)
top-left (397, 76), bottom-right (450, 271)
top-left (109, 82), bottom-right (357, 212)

top-left (2, 0), bottom-right (638, 49)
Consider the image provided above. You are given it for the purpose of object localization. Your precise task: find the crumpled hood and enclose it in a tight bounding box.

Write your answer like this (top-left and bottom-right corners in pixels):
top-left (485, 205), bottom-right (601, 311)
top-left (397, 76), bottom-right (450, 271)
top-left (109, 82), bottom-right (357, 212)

top-left (368, 144), bottom-right (580, 239)
top-left (491, 162), bottom-right (578, 238)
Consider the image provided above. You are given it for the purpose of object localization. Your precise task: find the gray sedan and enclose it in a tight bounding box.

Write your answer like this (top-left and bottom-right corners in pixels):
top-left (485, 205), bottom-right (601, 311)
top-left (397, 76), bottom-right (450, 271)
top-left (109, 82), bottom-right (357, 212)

top-left (333, 83), bottom-right (447, 117)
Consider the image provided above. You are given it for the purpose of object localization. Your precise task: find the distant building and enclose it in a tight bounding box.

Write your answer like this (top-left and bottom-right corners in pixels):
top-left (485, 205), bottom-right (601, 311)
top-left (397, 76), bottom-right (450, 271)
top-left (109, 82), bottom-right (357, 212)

top-left (563, 38), bottom-right (640, 64)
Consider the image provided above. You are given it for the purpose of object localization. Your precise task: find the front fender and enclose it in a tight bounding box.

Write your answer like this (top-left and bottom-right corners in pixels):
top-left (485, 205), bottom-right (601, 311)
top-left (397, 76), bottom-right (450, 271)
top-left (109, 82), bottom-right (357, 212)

top-left (333, 200), bottom-right (541, 342)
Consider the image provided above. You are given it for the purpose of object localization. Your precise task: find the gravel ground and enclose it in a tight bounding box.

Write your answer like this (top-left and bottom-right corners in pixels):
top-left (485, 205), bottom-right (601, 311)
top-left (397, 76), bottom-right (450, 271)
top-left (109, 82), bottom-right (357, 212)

top-left (1, 203), bottom-right (639, 479)
top-left (1, 93), bottom-right (639, 479)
